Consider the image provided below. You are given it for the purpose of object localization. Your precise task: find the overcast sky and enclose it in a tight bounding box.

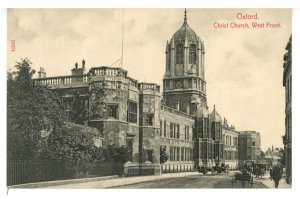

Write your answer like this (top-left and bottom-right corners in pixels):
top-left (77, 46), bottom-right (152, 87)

top-left (7, 8), bottom-right (291, 151)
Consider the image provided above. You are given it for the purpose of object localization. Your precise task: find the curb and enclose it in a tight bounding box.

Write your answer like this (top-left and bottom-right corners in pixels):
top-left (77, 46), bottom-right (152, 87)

top-left (7, 175), bottom-right (119, 189)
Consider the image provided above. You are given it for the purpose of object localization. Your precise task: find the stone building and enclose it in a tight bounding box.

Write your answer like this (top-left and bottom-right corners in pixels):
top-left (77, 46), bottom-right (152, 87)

top-left (283, 35), bottom-right (292, 184)
top-left (265, 146), bottom-right (280, 169)
top-left (238, 131), bottom-right (261, 168)
top-left (35, 10), bottom-right (259, 175)
top-left (222, 118), bottom-right (239, 170)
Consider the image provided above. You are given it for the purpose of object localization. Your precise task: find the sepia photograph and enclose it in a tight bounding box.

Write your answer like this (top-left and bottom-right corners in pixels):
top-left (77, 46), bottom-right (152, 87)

top-left (6, 8), bottom-right (292, 189)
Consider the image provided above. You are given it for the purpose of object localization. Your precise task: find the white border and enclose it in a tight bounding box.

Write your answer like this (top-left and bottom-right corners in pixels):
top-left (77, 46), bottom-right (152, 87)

top-left (1, 2), bottom-right (300, 199)
top-left (0, 0), bottom-right (299, 9)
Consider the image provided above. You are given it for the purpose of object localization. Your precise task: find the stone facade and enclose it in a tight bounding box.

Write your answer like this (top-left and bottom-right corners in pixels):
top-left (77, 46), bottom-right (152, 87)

top-left (222, 118), bottom-right (239, 170)
top-left (283, 35), bottom-right (292, 184)
top-left (238, 131), bottom-right (261, 168)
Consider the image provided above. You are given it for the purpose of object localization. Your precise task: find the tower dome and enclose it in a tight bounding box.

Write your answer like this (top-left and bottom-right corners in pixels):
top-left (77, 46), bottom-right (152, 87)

top-left (163, 9), bottom-right (206, 114)
top-left (171, 9), bottom-right (200, 44)
top-left (210, 105), bottom-right (222, 122)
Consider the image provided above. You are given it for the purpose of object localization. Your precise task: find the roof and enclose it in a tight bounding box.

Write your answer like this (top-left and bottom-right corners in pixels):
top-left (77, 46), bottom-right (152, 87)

top-left (195, 103), bottom-right (210, 118)
top-left (210, 105), bottom-right (222, 122)
top-left (171, 9), bottom-right (199, 45)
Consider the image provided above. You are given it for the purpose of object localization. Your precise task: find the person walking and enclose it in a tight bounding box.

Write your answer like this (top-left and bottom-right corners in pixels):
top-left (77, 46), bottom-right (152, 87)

top-left (270, 165), bottom-right (283, 188)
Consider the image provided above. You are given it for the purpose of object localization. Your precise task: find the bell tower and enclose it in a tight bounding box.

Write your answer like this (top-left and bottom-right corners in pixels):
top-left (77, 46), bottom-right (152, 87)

top-left (163, 9), bottom-right (207, 115)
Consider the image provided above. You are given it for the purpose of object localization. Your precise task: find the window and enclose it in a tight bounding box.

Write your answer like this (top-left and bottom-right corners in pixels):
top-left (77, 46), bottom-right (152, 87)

top-left (177, 124), bottom-right (180, 139)
top-left (189, 44), bottom-right (196, 64)
top-left (170, 123), bottom-right (174, 138)
top-left (176, 44), bottom-right (184, 64)
top-left (177, 147), bottom-right (180, 161)
top-left (187, 148), bottom-right (191, 161)
top-left (108, 104), bottom-right (118, 119)
top-left (160, 120), bottom-right (162, 136)
top-left (252, 142), bottom-right (255, 146)
top-left (288, 112), bottom-right (291, 139)
top-left (127, 101), bottom-right (137, 123)
top-left (181, 148), bottom-right (184, 161)
top-left (164, 120), bottom-right (167, 137)
top-left (170, 147), bottom-right (173, 161)
top-left (145, 113), bottom-right (154, 126)
top-left (185, 126), bottom-right (190, 140)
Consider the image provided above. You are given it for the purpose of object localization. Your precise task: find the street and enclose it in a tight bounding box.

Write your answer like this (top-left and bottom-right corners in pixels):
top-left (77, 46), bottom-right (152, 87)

top-left (47, 172), bottom-right (268, 189)
top-left (113, 175), bottom-right (267, 189)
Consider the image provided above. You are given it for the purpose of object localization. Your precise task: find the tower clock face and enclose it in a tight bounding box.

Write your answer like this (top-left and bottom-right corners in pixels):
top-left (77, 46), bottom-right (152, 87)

top-left (175, 81), bottom-right (183, 88)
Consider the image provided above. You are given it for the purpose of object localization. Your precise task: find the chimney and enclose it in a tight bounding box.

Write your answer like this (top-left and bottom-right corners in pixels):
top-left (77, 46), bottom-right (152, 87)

top-left (82, 59), bottom-right (85, 68)
top-left (38, 67), bottom-right (46, 78)
top-left (72, 61), bottom-right (85, 76)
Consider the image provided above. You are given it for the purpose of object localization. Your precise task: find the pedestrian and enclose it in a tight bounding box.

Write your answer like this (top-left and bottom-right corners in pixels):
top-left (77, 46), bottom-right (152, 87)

top-left (270, 165), bottom-right (282, 188)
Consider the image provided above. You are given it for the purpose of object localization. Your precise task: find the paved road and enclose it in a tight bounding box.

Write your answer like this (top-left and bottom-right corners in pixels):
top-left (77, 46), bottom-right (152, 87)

top-left (112, 175), bottom-right (267, 189)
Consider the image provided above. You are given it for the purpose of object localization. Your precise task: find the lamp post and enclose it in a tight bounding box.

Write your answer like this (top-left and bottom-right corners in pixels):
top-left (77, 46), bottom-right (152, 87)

top-left (271, 152), bottom-right (274, 169)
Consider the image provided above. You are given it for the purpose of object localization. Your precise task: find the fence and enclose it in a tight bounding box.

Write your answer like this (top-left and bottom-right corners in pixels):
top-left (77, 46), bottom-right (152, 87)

top-left (7, 159), bottom-right (123, 186)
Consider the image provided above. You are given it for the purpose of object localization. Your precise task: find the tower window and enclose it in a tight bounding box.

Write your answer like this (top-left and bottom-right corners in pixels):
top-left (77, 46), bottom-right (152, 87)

top-left (176, 44), bottom-right (184, 64)
top-left (127, 101), bottom-right (137, 123)
top-left (145, 113), bottom-right (154, 126)
top-left (189, 44), bottom-right (196, 64)
top-left (108, 104), bottom-right (118, 119)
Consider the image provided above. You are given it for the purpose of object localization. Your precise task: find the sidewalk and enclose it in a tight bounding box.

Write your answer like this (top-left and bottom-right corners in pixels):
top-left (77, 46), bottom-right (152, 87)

top-left (48, 172), bottom-right (200, 189)
top-left (255, 172), bottom-right (291, 189)
top-left (8, 172), bottom-right (201, 189)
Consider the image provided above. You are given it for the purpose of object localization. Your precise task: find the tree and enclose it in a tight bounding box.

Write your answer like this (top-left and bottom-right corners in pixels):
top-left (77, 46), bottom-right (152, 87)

top-left (7, 58), bottom-right (67, 160)
top-left (69, 92), bottom-right (87, 125)
top-left (107, 145), bottom-right (131, 163)
top-left (43, 122), bottom-right (103, 177)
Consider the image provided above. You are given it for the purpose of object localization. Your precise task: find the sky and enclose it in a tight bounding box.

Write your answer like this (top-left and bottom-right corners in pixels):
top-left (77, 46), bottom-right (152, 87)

top-left (7, 8), bottom-right (291, 151)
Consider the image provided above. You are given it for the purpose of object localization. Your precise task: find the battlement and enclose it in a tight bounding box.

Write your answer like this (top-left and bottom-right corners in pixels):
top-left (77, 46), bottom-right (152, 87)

top-left (35, 75), bottom-right (89, 86)
top-left (89, 66), bottom-right (127, 78)
top-left (138, 83), bottom-right (160, 92)
top-left (34, 65), bottom-right (142, 89)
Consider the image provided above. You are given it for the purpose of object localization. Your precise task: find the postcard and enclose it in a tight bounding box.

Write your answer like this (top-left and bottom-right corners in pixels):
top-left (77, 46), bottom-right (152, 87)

top-left (6, 8), bottom-right (292, 190)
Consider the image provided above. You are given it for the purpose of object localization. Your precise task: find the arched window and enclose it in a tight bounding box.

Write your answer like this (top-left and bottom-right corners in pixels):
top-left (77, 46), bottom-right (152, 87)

top-left (189, 44), bottom-right (196, 64)
top-left (176, 44), bottom-right (184, 64)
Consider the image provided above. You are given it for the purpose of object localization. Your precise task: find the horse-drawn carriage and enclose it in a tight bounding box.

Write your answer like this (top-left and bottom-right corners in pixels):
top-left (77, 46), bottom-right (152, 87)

top-left (253, 163), bottom-right (266, 178)
top-left (198, 163), bottom-right (229, 175)
top-left (231, 170), bottom-right (254, 188)
top-left (243, 160), bottom-right (266, 178)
